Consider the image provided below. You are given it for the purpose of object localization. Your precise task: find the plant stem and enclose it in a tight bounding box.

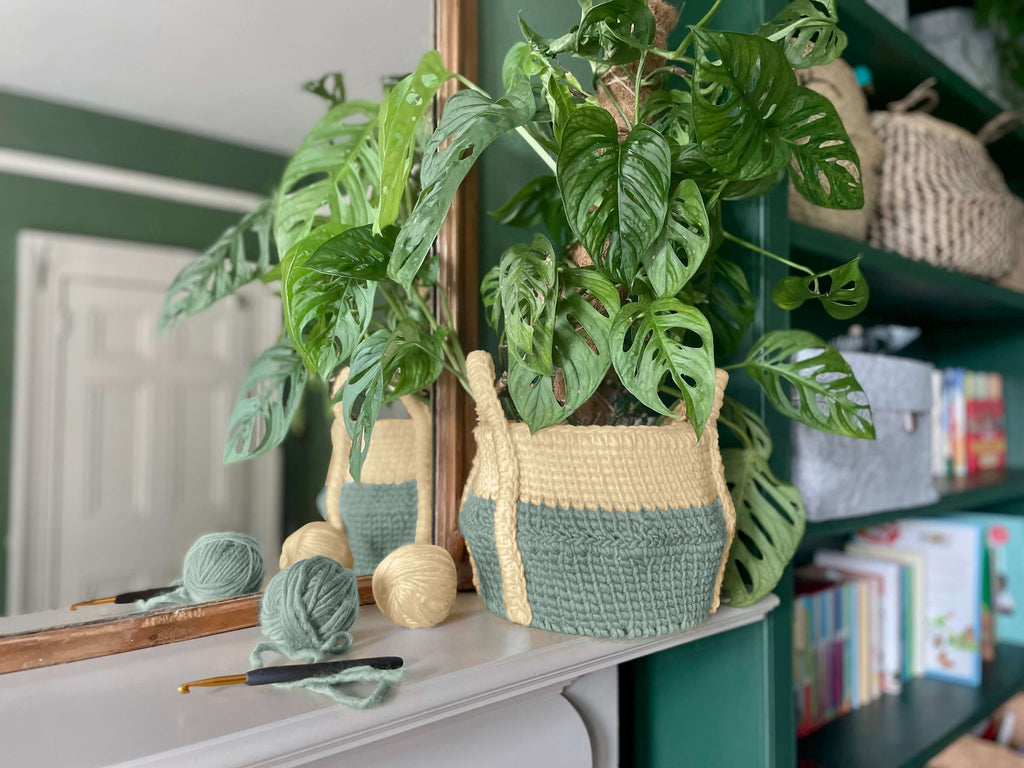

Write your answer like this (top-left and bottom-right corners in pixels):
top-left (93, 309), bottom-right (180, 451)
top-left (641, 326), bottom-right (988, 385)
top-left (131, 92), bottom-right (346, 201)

top-left (597, 78), bottom-right (633, 131)
top-left (455, 73), bottom-right (557, 173)
top-left (660, 0), bottom-right (723, 61)
top-left (722, 231), bottom-right (815, 275)
top-left (706, 179), bottom-right (729, 211)
top-left (633, 50), bottom-right (648, 116)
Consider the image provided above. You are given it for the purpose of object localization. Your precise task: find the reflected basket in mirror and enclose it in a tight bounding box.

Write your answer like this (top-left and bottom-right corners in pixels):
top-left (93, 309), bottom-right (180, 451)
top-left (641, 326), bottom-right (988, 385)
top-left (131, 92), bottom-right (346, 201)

top-left (281, 372), bottom-right (433, 575)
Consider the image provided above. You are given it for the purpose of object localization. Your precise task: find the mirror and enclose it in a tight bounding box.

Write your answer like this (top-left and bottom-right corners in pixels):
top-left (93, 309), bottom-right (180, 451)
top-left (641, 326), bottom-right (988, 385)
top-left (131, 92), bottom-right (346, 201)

top-left (0, 0), bottom-right (477, 671)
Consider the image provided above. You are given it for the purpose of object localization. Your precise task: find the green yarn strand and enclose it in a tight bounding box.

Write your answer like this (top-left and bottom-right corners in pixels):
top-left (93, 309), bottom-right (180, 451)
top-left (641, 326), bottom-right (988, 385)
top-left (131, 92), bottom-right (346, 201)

top-left (261, 665), bottom-right (405, 708)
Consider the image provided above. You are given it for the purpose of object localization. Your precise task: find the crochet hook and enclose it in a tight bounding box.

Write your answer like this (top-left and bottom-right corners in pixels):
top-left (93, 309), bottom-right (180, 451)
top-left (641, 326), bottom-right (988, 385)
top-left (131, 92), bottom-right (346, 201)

top-left (70, 586), bottom-right (178, 610)
top-left (177, 656), bottom-right (405, 693)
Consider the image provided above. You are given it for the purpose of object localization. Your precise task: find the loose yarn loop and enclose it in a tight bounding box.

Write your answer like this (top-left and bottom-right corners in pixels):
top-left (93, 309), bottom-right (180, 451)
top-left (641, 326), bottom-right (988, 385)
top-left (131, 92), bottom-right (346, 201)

top-left (252, 555), bottom-right (358, 666)
top-left (251, 554), bottom-right (404, 707)
top-left (137, 532), bottom-right (264, 609)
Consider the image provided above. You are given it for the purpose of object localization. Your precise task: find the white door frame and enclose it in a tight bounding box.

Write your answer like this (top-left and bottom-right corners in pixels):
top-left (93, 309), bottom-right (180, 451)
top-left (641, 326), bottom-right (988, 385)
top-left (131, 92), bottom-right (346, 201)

top-left (7, 230), bottom-right (282, 613)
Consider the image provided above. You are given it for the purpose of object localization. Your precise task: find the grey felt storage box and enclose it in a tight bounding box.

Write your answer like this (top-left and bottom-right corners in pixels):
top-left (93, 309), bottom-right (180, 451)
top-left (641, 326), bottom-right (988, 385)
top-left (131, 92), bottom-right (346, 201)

top-left (792, 351), bottom-right (938, 522)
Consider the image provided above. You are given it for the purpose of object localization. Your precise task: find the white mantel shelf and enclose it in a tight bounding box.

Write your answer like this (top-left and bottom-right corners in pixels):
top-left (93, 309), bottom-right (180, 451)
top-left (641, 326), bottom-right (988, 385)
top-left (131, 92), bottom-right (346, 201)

top-left (0, 592), bottom-right (779, 767)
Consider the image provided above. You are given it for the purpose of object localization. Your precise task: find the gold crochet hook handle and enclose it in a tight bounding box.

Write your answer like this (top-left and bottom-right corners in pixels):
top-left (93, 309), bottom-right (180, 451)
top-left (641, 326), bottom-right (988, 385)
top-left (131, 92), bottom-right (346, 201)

top-left (70, 586), bottom-right (177, 610)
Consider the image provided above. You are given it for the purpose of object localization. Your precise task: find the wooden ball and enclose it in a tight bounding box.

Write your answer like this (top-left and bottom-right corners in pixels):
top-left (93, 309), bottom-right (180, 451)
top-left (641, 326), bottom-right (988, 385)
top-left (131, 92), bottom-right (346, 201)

top-left (279, 522), bottom-right (353, 570)
top-left (372, 544), bottom-right (457, 628)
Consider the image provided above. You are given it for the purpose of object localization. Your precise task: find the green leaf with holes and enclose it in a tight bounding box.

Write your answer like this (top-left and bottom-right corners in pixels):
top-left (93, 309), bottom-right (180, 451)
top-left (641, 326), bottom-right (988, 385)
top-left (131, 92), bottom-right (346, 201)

top-left (611, 297), bottom-right (716, 437)
top-left (340, 330), bottom-right (389, 482)
top-left (389, 78), bottom-right (536, 288)
top-left (691, 28), bottom-right (796, 181)
top-left (375, 51), bottom-right (453, 233)
top-left (756, 0), bottom-right (847, 69)
top-left (719, 397), bottom-right (805, 606)
top-left (782, 87), bottom-right (864, 209)
top-left (644, 179), bottom-right (711, 297)
top-left (519, 0), bottom-right (655, 65)
top-left (381, 321), bottom-right (445, 402)
top-left (480, 264), bottom-right (503, 334)
top-left (558, 107), bottom-right (672, 287)
top-left (223, 340), bottom-right (308, 464)
top-left (772, 258), bottom-right (868, 319)
top-left (281, 226), bottom-right (376, 380)
top-left (274, 101), bottom-right (381, 255)
top-left (305, 224), bottom-right (396, 281)
top-left (160, 199), bottom-right (274, 331)
top-left (741, 330), bottom-right (875, 438)
top-left (508, 265), bottom-right (620, 431)
top-left (499, 234), bottom-right (559, 375)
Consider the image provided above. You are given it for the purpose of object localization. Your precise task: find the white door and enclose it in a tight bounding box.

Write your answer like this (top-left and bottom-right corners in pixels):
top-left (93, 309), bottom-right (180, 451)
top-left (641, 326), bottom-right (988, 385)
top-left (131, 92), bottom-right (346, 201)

top-left (8, 231), bottom-right (281, 613)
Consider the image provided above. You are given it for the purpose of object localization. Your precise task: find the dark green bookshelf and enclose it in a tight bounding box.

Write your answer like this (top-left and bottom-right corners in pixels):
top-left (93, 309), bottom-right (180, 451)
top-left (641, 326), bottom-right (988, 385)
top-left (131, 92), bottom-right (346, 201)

top-left (805, 469), bottom-right (1024, 539)
top-left (789, 223), bottom-right (1024, 326)
top-left (799, 643), bottom-right (1024, 768)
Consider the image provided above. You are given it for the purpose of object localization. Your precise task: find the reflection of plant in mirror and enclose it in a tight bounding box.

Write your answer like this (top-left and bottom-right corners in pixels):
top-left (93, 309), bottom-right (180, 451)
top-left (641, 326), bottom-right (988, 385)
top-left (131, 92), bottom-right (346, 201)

top-left (163, 0), bottom-right (877, 607)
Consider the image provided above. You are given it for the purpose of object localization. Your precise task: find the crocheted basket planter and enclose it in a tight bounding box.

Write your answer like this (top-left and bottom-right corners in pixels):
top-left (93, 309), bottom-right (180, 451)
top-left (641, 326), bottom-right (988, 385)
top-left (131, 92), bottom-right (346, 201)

top-left (458, 351), bottom-right (736, 638)
top-left (280, 372), bottom-right (433, 574)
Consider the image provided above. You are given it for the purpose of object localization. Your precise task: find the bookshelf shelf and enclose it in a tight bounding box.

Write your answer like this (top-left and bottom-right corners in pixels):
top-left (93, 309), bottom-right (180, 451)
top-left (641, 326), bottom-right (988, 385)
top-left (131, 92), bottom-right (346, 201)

top-left (798, 643), bottom-right (1024, 768)
top-left (804, 469), bottom-right (1024, 540)
top-left (789, 223), bottom-right (1024, 327)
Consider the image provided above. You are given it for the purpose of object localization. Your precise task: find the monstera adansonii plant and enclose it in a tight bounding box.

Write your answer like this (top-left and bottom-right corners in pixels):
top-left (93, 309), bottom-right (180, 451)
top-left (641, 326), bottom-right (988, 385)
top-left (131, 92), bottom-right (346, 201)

top-left (162, 0), bottom-right (875, 607)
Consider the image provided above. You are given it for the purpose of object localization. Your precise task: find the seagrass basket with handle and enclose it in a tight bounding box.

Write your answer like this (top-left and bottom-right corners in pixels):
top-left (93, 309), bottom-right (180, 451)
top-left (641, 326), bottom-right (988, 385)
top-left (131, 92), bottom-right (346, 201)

top-left (458, 351), bottom-right (736, 638)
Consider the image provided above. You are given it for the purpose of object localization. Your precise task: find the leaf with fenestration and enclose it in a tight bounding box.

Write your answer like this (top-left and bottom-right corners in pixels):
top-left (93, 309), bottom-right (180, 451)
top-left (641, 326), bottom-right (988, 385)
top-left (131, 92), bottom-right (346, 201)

top-left (558, 107), bottom-right (671, 287)
top-left (223, 340), bottom-right (308, 464)
top-left (160, 199), bottom-right (274, 331)
top-left (480, 265), bottom-right (503, 334)
top-left (282, 226), bottom-right (376, 380)
top-left (741, 330), bottom-right (874, 438)
top-left (672, 143), bottom-right (784, 201)
top-left (772, 257), bottom-right (868, 319)
top-left (610, 297), bottom-right (716, 437)
top-left (274, 101), bottom-right (381, 255)
top-left (508, 265), bottom-right (620, 431)
top-left (381, 321), bottom-right (445, 402)
top-left (720, 444), bottom-right (806, 606)
top-left (375, 51), bottom-right (453, 233)
top-left (644, 179), bottom-right (710, 297)
top-left (574, 0), bottom-right (656, 65)
top-left (305, 224), bottom-right (396, 281)
top-left (389, 77), bottom-right (536, 288)
top-left (340, 330), bottom-right (389, 482)
top-left (690, 28), bottom-right (796, 181)
top-left (499, 234), bottom-right (558, 375)
top-left (782, 87), bottom-right (864, 209)
top-left (756, 0), bottom-right (847, 69)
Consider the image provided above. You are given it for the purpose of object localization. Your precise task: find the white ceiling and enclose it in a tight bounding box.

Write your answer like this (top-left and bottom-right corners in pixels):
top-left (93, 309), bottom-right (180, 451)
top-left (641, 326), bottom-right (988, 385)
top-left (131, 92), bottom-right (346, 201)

top-left (0, 0), bottom-right (434, 154)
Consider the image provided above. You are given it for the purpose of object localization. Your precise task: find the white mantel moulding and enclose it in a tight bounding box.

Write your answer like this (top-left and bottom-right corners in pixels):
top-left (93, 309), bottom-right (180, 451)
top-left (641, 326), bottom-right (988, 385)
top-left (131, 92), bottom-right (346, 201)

top-left (0, 592), bottom-right (779, 768)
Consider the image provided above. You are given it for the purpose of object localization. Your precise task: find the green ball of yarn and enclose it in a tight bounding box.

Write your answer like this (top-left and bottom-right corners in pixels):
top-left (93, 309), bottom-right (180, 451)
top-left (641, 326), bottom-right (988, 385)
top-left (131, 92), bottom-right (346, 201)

top-left (181, 532), bottom-right (264, 602)
top-left (256, 555), bottom-right (359, 662)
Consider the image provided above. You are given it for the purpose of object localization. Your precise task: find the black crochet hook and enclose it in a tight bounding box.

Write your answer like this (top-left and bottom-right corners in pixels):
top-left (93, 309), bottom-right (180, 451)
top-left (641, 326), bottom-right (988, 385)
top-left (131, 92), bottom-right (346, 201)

top-left (70, 586), bottom-right (178, 610)
top-left (177, 656), bottom-right (405, 693)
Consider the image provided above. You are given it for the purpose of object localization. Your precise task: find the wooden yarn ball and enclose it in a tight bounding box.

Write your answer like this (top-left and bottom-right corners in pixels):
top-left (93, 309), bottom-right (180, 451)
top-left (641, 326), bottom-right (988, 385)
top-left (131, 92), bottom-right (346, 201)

top-left (279, 522), bottom-right (353, 570)
top-left (372, 544), bottom-right (457, 629)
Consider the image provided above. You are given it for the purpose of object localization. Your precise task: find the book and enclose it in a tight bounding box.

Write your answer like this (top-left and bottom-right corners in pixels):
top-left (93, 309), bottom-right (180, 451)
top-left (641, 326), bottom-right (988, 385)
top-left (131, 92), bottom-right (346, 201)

top-left (854, 518), bottom-right (983, 686)
top-left (814, 551), bottom-right (905, 694)
top-left (845, 542), bottom-right (927, 678)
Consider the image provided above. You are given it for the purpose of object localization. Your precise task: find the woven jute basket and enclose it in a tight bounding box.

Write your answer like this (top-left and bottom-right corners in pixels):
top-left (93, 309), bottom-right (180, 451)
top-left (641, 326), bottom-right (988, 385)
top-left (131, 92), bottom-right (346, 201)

top-left (788, 59), bottom-right (884, 241)
top-left (869, 79), bottom-right (1024, 279)
top-left (280, 373), bottom-right (433, 574)
top-left (458, 351), bottom-right (735, 638)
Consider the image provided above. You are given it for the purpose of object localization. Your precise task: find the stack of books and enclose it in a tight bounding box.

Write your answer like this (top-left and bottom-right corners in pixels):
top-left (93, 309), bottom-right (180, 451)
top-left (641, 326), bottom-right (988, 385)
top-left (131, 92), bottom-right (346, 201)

top-left (795, 514), bottom-right (1024, 736)
top-left (932, 369), bottom-right (1007, 478)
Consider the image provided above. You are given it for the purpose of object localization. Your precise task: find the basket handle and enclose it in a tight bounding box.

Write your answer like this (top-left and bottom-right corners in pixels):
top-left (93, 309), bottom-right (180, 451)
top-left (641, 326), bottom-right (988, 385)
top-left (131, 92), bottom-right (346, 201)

top-left (977, 111), bottom-right (1023, 145)
top-left (464, 350), bottom-right (533, 626)
top-left (888, 77), bottom-right (939, 114)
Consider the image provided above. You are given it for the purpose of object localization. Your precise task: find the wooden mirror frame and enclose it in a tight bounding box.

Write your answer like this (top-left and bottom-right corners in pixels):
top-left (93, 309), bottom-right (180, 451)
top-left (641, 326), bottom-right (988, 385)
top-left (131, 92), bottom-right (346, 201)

top-left (0, 0), bottom-right (479, 674)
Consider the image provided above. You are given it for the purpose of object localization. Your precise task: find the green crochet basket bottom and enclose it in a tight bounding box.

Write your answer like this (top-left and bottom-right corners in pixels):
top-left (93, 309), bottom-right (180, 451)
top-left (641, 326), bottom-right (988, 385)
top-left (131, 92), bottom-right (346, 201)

top-left (459, 490), bottom-right (728, 638)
